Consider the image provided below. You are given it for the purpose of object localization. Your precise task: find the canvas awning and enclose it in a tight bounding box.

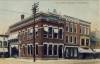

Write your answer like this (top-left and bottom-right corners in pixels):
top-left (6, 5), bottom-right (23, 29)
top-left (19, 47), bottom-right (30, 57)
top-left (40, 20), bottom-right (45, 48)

top-left (78, 47), bottom-right (94, 53)
top-left (11, 44), bottom-right (19, 49)
top-left (9, 33), bottom-right (18, 40)
top-left (0, 48), bottom-right (8, 52)
top-left (94, 49), bottom-right (100, 53)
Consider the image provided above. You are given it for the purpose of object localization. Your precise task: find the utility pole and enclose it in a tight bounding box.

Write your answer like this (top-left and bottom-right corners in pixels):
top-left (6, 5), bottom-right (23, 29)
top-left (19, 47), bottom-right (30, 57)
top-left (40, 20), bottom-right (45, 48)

top-left (32, 2), bottom-right (39, 62)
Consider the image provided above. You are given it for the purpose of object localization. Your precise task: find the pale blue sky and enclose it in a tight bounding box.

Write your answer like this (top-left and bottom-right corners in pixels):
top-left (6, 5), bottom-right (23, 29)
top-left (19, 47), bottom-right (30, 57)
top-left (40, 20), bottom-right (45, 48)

top-left (0, 0), bottom-right (99, 34)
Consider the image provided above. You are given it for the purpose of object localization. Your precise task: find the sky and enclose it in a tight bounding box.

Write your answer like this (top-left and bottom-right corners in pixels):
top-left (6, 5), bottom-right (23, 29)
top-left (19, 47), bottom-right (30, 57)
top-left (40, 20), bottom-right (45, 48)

top-left (0, 0), bottom-right (99, 34)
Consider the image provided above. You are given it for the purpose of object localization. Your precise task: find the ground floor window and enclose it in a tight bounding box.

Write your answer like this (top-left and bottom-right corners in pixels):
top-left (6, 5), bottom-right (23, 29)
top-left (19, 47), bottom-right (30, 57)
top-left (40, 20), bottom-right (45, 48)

top-left (86, 39), bottom-right (89, 46)
top-left (70, 48), bottom-right (74, 57)
top-left (48, 45), bottom-right (52, 55)
top-left (53, 45), bottom-right (57, 55)
top-left (65, 47), bottom-right (78, 58)
top-left (43, 44), bottom-right (47, 55)
top-left (36, 44), bottom-right (38, 55)
top-left (23, 46), bottom-right (25, 55)
top-left (30, 45), bottom-right (33, 55)
top-left (27, 44), bottom-right (33, 55)
top-left (58, 45), bottom-right (63, 58)
top-left (81, 39), bottom-right (85, 46)
top-left (74, 49), bottom-right (78, 57)
top-left (43, 43), bottom-right (63, 56)
top-left (65, 48), bottom-right (69, 57)
top-left (27, 45), bottom-right (30, 55)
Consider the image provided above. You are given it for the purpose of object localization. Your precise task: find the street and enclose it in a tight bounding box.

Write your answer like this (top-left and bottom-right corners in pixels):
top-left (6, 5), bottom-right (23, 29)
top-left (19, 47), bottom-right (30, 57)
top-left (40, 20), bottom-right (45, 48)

top-left (0, 58), bottom-right (100, 64)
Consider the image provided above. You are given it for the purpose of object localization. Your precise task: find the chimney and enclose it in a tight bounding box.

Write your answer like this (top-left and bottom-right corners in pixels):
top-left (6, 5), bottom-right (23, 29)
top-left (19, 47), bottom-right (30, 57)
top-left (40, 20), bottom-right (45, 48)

top-left (21, 14), bottom-right (24, 20)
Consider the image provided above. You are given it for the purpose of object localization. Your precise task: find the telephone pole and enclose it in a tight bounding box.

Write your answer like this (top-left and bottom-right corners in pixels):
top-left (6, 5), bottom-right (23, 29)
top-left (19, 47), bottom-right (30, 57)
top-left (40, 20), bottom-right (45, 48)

top-left (32, 2), bottom-right (39, 62)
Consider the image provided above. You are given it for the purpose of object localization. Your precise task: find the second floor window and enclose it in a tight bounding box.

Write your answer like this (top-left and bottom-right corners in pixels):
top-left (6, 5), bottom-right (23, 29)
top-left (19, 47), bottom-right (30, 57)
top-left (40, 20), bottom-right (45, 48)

top-left (66, 22), bottom-right (69, 32)
top-left (28, 28), bottom-right (33, 36)
top-left (58, 29), bottom-right (63, 39)
top-left (43, 25), bottom-right (48, 38)
top-left (48, 27), bottom-right (53, 38)
top-left (70, 36), bottom-right (73, 43)
top-left (74, 24), bottom-right (77, 33)
top-left (66, 36), bottom-right (68, 43)
top-left (53, 27), bottom-right (58, 39)
top-left (69, 23), bottom-right (73, 32)
top-left (74, 36), bottom-right (77, 44)
top-left (86, 27), bottom-right (89, 35)
top-left (81, 39), bottom-right (85, 46)
top-left (35, 27), bottom-right (38, 36)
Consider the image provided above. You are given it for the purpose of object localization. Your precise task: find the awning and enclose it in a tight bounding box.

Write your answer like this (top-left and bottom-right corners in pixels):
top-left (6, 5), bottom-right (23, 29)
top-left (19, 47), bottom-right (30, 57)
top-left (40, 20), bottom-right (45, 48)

top-left (0, 48), bottom-right (8, 52)
top-left (78, 47), bottom-right (94, 53)
top-left (11, 45), bottom-right (19, 49)
top-left (94, 49), bottom-right (100, 53)
top-left (9, 33), bottom-right (18, 40)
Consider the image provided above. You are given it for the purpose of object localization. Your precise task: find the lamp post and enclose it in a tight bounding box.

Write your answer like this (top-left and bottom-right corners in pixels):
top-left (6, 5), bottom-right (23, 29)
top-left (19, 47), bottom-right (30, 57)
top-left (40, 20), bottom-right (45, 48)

top-left (32, 2), bottom-right (39, 62)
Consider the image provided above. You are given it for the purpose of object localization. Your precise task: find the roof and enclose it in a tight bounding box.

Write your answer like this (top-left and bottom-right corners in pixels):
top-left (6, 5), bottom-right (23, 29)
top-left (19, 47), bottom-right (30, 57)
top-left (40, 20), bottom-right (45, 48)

top-left (9, 12), bottom-right (91, 29)
top-left (9, 12), bottom-right (66, 29)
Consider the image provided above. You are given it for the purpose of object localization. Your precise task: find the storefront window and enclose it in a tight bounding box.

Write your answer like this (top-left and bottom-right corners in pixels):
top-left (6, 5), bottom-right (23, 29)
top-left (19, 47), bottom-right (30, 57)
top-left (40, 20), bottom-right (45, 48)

top-left (65, 48), bottom-right (69, 57)
top-left (3, 41), bottom-right (8, 47)
top-left (43, 44), bottom-right (47, 55)
top-left (53, 45), bottom-right (57, 55)
top-left (48, 45), bottom-right (52, 55)
top-left (74, 49), bottom-right (77, 57)
top-left (86, 39), bottom-right (89, 46)
top-left (30, 45), bottom-right (33, 55)
top-left (27, 45), bottom-right (30, 55)
top-left (36, 44), bottom-right (38, 55)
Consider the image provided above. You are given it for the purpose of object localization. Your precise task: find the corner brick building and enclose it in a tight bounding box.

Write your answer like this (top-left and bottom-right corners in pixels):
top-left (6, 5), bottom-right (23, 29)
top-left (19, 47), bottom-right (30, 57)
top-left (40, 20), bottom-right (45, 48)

top-left (8, 12), bottom-right (91, 59)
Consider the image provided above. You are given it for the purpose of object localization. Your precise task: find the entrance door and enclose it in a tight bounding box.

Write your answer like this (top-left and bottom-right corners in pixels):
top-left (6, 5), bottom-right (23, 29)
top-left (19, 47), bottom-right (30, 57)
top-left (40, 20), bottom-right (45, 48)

top-left (58, 45), bottom-right (63, 58)
top-left (11, 47), bottom-right (19, 57)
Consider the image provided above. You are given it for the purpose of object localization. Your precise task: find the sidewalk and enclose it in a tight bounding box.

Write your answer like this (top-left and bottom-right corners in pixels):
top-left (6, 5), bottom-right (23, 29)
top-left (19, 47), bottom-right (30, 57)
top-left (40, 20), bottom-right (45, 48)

top-left (1, 58), bottom-right (100, 64)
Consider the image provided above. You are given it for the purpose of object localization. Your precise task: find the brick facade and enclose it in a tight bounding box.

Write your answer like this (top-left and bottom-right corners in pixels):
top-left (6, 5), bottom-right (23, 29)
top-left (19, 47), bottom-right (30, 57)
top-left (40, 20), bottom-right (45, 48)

top-left (8, 12), bottom-right (91, 59)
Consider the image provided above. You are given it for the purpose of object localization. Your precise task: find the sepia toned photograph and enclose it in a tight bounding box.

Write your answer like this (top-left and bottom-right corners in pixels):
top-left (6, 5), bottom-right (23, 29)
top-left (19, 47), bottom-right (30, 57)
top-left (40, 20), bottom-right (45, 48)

top-left (0, 0), bottom-right (100, 64)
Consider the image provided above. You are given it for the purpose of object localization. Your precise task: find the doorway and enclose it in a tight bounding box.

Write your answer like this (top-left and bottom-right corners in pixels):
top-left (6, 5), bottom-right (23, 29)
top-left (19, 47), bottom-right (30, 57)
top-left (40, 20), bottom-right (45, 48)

top-left (11, 46), bottom-right (19, 57)
top-left (58, 45), bottom-right (63, 58)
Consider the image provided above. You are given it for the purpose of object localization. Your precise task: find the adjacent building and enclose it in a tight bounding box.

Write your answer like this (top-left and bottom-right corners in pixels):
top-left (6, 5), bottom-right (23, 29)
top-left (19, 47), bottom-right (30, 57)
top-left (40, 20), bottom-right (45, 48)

top-left (0, 35), bottom-right (9, 57)
top-left (8, 12), bottom-right (91, 59)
